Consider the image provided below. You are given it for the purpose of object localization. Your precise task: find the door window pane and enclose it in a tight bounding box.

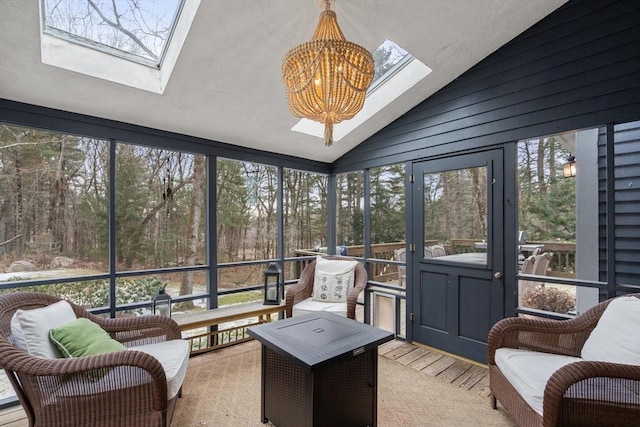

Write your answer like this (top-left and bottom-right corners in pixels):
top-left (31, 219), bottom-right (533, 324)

top-left (423, 167), bottom-right (487, 264)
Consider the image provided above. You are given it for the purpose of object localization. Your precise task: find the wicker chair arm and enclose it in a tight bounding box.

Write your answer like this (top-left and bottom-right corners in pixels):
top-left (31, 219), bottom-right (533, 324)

top-left (488, 314), bottom-right (602, 364)
top-left (543, 360), bottom-right (640, 427)
top-left (1, 342), bottom-right (165, 380)
top-left (67, 301), bottom-right (182, 344)
top-left (96, 314), bottom-right (181, 344)
top-left (285, 261), bottom-right (316, 318)
top-left (346, 263), bottom-right (368, 319)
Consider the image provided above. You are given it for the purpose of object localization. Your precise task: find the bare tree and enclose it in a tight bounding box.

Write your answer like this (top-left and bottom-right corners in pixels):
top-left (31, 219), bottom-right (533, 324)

top-left (178, 155), bottom-right (205, 309)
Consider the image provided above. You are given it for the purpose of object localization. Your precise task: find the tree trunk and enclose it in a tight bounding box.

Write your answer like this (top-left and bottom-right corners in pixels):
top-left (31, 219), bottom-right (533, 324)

top-left (537, 138), bottom-right (546, 196)
top-left (48, 138), bottom-right (67, 253)
top-left (177, 156), bottom-right (205, 310)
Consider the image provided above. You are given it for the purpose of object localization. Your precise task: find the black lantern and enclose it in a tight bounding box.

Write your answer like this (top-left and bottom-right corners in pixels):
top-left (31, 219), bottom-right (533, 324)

top-left (263, 263), bottom-right (281, 305)
top-left (153, 284), bottom-right (172, 317)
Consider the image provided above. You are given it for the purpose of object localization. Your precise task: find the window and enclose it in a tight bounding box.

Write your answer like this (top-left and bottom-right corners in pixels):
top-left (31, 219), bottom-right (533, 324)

top-left (0, 124), bottom-right (110, 284)
top-left (42, 0), bottom-right (184, 65)
top-left (216, 159), bottom-right (277, 304)
top-left (336, 171), bottom-right (364, 248)
top-left (516, 130), bottom-right (600, 315)
top-left (370, 163), bottom-right (406, 291)
top-left (283, 169), bottom-right (328, 280)
top-left (39, 0), bottom-right (199, 92)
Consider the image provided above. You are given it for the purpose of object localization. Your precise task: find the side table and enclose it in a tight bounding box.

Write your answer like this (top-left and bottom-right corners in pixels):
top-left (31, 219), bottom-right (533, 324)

top-left (247, 311), bottom-right (393, 427)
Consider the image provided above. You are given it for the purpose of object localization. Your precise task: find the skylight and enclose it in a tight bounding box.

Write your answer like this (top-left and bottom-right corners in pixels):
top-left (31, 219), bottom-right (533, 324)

top-left (42, 0), bottom-right (184, 67)
top-left (292, 39), bottom-right (431, 143)
top-left (370, 39), bottom-right (411, 90)
top-left (39, 0), bottom-right (200, 93)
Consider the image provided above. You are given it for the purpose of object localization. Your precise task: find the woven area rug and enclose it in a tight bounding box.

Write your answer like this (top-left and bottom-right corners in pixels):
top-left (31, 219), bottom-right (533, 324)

top-left (171, 340), bottom-right (515, 427)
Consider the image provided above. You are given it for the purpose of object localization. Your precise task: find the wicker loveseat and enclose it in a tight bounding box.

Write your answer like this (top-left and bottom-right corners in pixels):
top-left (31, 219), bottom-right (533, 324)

top-left (285, 255), bottom-right (367, 320)
top-left (0, 292), bottom-right (189, 427)
top-left (488, 293), bottom-right (640, 426)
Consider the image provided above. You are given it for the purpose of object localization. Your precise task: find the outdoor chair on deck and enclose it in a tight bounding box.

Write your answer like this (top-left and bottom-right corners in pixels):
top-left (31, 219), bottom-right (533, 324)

top-left (488, 293), bottom-right (640, 427)
top-left (285, 255), bottom-right (367, 320)
top-left (0, 292), bottom-right (190, 427)
top-left (518, 251), bottom-right (553, 307)
top-left (394, 248), bottom-right (406, 286)
top-left (430, 245), bottom-right (446, 257)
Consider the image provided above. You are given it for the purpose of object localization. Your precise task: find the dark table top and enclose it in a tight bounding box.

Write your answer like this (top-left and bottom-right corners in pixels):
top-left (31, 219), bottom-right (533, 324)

top-left (247, 312), bottom-right (394, 370)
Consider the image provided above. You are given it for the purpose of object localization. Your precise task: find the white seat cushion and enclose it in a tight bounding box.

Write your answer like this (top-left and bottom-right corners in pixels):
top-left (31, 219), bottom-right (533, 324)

top-left (10, 300), bottom-right (77, 358)
top-left (130, 339), bottom-right (190, 400)
top-left (581, 296), bottom-right (640, 365)
top-left (292, 297), bottom-right (347, 317)
top-left (495, 348), bottom-right (581, 415)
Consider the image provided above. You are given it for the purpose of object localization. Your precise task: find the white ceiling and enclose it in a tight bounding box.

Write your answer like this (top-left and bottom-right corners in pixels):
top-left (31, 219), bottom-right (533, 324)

top-left (0, 0), bottom-right (568, 163)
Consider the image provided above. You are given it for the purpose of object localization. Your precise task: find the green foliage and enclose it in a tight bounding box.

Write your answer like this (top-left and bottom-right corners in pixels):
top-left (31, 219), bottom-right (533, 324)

top-left (348, 208), bottom-right (364, 245)
top-left (216, 159), bottom-right (251, 261)
top-left (522, 287), bottom-right (575, 314)
top-left (114, 146), bottom-right (150, 267)
top-left (518, 138), bottom-right (576, 242)
top-left (0, 277), bottom-right (164, 312)
top-left (337, 172), bottom-right (364, 246)
top-left (370, 164), bottom-right (406, 244)
top-left (525, 176), bottom-right (576, 241)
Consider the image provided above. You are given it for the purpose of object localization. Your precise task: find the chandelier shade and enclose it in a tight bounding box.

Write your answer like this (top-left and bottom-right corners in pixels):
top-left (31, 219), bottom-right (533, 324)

top-left (282, 2), bottom-right (374, 146)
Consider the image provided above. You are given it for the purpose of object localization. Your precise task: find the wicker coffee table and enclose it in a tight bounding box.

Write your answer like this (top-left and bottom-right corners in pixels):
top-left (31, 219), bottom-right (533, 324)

top-left (247, 311), bottom-right (393, 427)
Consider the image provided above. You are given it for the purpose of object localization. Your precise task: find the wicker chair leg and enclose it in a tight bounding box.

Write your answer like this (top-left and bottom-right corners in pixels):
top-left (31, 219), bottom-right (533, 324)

top-left (490, 395), bottom-right (497, 410)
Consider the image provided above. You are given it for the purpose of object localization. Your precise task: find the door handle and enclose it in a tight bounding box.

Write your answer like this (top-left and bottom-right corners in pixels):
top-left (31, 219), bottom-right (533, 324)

top-left (494, 272), bottom-right (502, 279)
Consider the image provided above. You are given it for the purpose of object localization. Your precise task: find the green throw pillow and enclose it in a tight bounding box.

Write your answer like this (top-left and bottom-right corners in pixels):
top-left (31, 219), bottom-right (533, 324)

top-left (49, 318), bottom-right (125, 358)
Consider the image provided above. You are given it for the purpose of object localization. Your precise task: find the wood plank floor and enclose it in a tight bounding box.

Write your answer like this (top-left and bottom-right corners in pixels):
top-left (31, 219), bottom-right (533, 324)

top-left (0, 339), bottom-right (491, 426)
top-left (378, 339), bottom-right (491, 398)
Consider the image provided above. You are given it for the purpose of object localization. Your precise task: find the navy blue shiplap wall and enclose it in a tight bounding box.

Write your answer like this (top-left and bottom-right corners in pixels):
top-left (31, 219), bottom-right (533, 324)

top-left (333, 0), bottom-right (640, 172)
top-left (611, 121), bottom-right (640, 287)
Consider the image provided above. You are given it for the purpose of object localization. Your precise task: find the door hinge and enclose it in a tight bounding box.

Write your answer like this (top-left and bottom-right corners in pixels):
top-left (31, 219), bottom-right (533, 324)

top-left (409, 313), bottom-right (415, 321)
top-left (410, 174), bottom-right (415, 183)
top-left (409, 244), bottom-right (416, 252)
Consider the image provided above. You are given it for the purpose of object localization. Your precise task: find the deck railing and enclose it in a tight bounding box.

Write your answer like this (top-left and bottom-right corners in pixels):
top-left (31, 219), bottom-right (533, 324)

top-left (294, 240), bottom-right (576, 281)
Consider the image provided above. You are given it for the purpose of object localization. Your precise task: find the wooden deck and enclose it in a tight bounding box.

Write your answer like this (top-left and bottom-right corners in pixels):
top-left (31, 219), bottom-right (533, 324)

top-left (0, 339), bottom-right (490, 426)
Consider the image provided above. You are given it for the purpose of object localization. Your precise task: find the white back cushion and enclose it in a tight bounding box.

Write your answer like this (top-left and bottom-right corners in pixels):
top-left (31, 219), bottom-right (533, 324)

top-left (312, 256), bottom-right (358, 303)
top-left (10, 300), bottom-right (77, 358)
top-left (581, 296), bottom-right (640, 365)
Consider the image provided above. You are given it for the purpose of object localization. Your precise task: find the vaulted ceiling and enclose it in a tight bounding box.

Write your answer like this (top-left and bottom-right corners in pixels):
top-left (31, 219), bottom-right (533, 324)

top-left (0, 0), bottom-right (568, 163)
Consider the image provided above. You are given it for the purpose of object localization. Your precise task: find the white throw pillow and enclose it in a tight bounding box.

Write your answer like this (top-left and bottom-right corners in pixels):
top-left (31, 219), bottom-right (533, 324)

top-left (10, 300), bottom-right (77, 358)
top-left (581, 296), bottom-right (640, 365)
top-left (312, 256), bottom-right (358, 303)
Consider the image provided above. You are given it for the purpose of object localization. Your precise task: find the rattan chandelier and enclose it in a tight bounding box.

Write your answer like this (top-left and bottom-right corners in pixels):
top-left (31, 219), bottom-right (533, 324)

top-left (282, 0), bottom-right (374, 146)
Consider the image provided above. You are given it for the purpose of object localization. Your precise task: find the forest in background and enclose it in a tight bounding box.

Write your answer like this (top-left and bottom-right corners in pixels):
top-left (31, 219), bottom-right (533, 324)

top-left (0, 126), bottom-right (575, 279)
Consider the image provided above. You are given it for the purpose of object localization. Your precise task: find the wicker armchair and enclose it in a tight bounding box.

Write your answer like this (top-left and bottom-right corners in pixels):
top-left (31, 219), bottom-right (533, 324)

top-left (0, 292), bottom-right (187, 427)
top-left (488, 293), bottom-right (640, 427)
top-left (285, 255), bottom-right (367, 319)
